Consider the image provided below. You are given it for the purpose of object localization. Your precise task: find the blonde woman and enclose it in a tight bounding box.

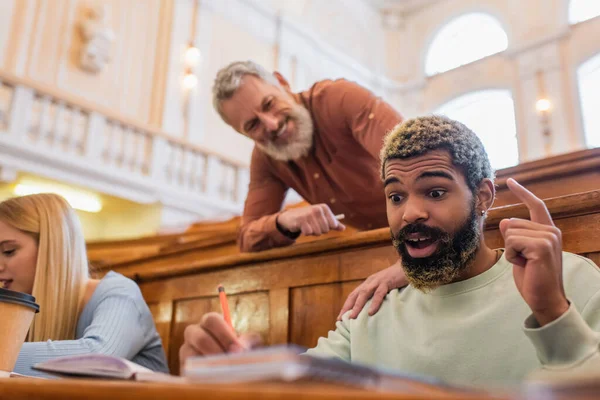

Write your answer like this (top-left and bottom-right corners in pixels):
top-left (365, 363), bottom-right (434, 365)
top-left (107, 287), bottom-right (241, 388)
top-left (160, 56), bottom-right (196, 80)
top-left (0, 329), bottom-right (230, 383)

top-left (0, 193), bottom-right (168, 377)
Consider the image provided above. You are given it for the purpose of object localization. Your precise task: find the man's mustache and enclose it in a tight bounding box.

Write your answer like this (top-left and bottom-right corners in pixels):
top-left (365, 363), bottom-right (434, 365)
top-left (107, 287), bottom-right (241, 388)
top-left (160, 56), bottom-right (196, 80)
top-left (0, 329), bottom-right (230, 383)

top-left (393, 223), bottom-right (448, 243)
top-left (269, 116), bottom-right (291, 140)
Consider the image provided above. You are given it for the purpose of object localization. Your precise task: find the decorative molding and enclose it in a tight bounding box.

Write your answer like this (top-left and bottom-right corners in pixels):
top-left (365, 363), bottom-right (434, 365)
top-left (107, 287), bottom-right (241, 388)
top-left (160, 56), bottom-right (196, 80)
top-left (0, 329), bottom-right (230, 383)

top-left (202, 0), bottom-right (276, 46)
top-left (186, 3), bottom-right (213, 144)
top-left (367, 0), bottom-right (445, 16)
top-left (202, 0), bottom-right (396, 92)
top-left (381, 11), bottom-right (405, 30)
top-left (386, 77), bottom-right (427, 95)
top-left (513, 41), bottom-right (563, 78)
top-left (505, 28), bottom-right (570, 59)
top-left (78, 3), bottom-right (115, 74)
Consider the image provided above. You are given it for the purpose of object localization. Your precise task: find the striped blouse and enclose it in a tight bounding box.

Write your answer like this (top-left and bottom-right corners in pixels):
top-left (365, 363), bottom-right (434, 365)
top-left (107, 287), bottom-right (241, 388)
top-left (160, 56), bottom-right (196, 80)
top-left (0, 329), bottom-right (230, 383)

top-left (14, 271), bottom-right (169, 377)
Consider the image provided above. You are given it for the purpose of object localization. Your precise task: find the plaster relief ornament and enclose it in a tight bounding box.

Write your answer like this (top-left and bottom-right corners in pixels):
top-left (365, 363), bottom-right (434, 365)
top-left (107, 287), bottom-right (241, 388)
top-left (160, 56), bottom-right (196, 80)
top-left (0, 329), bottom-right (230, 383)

top-left (79, 3), bottom-right (115, 73)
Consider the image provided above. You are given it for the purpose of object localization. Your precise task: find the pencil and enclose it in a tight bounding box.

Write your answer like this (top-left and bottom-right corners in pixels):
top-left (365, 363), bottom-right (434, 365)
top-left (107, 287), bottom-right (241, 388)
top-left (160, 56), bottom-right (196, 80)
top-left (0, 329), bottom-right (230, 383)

top-left (218, 284), bottom-right (233, 330)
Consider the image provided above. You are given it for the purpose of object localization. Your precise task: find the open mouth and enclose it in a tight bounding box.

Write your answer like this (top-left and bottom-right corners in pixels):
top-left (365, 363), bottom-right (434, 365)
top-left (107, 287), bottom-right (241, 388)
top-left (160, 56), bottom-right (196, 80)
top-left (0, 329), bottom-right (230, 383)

top-left (271, 119), bottom-right (292, 143)
top-left (404, 236), bottom-right (439, 258)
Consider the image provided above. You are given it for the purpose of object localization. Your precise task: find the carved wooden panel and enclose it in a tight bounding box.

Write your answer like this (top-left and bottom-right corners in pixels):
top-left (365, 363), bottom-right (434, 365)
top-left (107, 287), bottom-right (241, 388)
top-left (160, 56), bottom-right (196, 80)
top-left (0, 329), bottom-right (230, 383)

top-left (339, 246), bottom-right (398, 281)
top-left (139, 254), bottom-right (340, 304)
top-left (147, 301), bottom-right (173, 364)
top-left (169, 291), bottom-right (269, 375)
top-left (289, 281), bottom-right (361, 349)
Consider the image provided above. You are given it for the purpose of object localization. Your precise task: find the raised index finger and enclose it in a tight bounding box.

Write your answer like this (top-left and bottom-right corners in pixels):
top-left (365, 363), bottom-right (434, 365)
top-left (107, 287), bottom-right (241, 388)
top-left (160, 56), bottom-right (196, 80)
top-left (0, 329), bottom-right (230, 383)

top-left (506, 178), bottom-right (554, 226)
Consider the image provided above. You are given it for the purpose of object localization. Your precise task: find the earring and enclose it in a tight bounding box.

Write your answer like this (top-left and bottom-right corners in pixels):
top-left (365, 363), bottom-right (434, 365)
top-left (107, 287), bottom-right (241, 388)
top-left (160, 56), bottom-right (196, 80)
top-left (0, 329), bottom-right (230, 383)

top-left (480, 209), bottom-right (486, 216)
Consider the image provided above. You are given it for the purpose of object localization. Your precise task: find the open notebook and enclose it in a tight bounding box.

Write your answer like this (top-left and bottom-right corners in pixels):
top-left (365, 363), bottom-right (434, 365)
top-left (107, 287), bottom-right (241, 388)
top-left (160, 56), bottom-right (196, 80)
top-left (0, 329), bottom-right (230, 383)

top-left (32, 354), bottom-right (181, 382)
top-left (182, 345), bottom-right (473, 395)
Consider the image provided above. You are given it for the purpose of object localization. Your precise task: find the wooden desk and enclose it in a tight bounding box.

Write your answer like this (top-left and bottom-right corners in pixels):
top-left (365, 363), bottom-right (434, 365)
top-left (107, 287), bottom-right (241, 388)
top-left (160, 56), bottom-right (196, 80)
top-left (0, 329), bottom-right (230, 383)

top-left (0, 378), bottom-right (480, 400)
top-left (1, 377), bottom-right (599, 400)
top-left (103, 190), bottom-right (600, 374)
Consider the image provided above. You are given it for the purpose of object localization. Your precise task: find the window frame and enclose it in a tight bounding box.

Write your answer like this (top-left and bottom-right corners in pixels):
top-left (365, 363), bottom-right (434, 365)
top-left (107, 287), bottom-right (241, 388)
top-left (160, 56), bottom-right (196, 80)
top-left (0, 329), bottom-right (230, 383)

top-left (424, 12), bottom-right (510, 77)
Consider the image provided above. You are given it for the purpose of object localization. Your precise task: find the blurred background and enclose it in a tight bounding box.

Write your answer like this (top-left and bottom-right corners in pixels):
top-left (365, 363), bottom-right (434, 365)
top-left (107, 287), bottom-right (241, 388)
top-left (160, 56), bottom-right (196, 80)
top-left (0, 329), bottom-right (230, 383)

top-left (0, 0), bottom-right (598, 241)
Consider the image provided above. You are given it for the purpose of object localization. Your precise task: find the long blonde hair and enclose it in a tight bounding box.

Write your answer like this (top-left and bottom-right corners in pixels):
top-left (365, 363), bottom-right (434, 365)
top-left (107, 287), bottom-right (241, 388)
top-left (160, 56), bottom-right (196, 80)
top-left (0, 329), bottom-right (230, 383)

top-left (0, 193), bottom-right (90, 341)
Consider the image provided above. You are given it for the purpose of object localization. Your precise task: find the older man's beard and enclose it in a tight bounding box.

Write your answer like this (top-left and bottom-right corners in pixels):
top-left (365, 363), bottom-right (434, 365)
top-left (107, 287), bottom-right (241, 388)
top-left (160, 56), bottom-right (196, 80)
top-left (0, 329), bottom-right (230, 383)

top-left (255, 104), bottom-right (314, 162)
top-left (391, 203), bottom-right (481, 292)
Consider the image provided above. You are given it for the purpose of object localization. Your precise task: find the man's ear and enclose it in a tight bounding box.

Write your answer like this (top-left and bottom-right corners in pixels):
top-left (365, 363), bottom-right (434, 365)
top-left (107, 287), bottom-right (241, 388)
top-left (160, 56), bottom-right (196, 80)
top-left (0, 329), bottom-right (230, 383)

top-left (273, 71), bottom-right (291, 91)
top-left (475, 178), bottom-right (495, 214)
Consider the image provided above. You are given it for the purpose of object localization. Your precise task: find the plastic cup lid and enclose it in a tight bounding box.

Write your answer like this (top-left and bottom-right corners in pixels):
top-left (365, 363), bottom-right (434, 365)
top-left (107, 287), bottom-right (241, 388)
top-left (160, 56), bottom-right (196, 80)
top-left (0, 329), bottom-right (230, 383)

top-left (0, 288), bottom-right (39, 313)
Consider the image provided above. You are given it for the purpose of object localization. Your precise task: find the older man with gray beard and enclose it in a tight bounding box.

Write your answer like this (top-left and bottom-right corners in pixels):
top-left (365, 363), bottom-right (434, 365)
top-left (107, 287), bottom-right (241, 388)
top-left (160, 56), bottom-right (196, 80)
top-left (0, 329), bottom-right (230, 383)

top-left (212, 61), bottom-right (404, 253)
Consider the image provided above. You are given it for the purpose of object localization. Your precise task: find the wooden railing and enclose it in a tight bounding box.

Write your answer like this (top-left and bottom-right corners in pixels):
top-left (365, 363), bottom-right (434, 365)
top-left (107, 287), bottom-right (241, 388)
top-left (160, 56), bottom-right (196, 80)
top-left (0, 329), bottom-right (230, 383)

top-left (494, 147), bottom-right (600, 206)
top-left (87, 147), bottom-right (600, 271)
top-left (0, 69), bottom-right (249, 215)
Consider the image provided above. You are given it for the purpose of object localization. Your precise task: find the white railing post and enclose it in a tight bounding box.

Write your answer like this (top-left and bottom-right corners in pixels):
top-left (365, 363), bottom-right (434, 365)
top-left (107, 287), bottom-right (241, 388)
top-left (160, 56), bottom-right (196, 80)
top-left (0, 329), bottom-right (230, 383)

top-left (8, 85), bottom-right (34, 140)
top-left (236, 167), bottom-right (250, 205)
top-left (85, 112), bottom-right (106, 161)
top-left (204, 154), bottom-right (222, 196)
top-left (151, 136), bottom-right (169, 184)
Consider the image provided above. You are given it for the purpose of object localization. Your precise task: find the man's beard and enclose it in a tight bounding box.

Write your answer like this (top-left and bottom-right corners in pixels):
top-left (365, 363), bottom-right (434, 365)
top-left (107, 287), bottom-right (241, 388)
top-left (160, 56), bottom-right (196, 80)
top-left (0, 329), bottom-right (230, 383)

top-left (255, 104), bottom-right (314, 162)
top-left (391, 202), bottom-right (481, 292)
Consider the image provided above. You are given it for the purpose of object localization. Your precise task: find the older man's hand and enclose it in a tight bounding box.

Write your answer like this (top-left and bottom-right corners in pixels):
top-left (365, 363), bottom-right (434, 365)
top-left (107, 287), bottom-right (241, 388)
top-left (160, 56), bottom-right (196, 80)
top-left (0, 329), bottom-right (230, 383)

top-left (337, 259), bottom-right (407, 320)
top-left (277, 204), bottom-right (345, 237)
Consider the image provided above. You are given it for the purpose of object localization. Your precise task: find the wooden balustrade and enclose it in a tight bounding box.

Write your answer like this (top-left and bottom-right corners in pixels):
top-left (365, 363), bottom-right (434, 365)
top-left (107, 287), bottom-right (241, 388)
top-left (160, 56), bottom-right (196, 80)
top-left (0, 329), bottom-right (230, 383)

top-left (493, 147), bottom-right (600, 206)
top-left (0, 69), bottom-right (249, 215)
top-left (88, 147), bottom-right (600, 272)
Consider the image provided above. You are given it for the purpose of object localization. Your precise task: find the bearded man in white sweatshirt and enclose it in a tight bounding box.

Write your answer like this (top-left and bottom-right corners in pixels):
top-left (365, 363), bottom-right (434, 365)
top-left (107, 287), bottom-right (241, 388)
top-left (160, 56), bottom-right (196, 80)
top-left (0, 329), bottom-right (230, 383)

top-left (180, 116), bottom-right (600, 388)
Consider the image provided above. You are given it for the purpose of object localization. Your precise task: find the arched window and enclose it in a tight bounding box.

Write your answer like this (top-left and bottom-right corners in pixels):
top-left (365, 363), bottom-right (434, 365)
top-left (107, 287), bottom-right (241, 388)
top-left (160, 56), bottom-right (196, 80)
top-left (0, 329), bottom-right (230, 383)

top-left (434, 90), bottom-right (519, 169)
top-left (569, 0), bottom-right (600, 24)
top-left (577, 53), bottom-right (600, 148)
top-left (425, 13), bottom-right (508, 76)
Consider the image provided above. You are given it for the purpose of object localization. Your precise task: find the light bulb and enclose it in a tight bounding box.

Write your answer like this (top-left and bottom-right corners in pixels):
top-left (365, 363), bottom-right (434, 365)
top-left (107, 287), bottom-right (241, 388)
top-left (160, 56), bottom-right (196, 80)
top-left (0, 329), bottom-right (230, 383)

top-left (183, 73), bottom-right (198, 90)
top-left (184, 47), bottom-right (201, 67)
top-left (536, 98), bottom-right (551, 112)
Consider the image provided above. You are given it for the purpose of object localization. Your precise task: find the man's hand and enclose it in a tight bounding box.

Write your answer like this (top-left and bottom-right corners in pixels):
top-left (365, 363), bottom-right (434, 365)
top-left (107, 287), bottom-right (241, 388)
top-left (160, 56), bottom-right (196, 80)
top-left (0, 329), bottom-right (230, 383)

top-left (179, 313), bottom-right (262, 370)
top-left (337, 259), bottom-right (407, 321)
top-left (277, 204), bottom-right (346, 236)
top-left (499, 178), bottom-right (569, 327)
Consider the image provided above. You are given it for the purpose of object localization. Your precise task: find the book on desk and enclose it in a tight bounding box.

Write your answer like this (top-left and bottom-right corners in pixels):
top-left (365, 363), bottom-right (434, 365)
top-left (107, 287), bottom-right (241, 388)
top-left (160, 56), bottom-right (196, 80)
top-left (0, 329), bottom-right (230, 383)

top-left (32, 345), bottom-right (466, 394)
top-left (32, 354), bottom-right (182, 382)
top-left (182, 345), bottom-right (473, 395)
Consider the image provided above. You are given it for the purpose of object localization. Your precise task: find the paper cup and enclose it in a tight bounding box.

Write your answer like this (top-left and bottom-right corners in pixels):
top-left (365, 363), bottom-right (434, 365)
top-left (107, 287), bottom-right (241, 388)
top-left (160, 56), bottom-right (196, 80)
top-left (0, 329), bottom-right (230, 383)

top-left (0, 288), bottom-right (39, 376)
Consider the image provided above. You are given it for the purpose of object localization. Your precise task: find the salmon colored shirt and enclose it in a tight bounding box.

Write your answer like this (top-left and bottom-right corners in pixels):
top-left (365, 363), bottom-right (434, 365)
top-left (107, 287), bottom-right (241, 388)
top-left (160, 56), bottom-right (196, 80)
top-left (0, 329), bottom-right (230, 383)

top-left (239, 79), bottom-right (403, 252)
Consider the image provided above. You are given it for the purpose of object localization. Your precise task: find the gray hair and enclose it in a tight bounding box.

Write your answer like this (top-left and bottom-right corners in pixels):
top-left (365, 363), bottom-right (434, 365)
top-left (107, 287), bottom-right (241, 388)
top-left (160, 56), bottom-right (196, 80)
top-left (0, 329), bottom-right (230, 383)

top-left (212, 61), bottom-right (280, 121)
top-left (381, 115), bottom-right (495, 193)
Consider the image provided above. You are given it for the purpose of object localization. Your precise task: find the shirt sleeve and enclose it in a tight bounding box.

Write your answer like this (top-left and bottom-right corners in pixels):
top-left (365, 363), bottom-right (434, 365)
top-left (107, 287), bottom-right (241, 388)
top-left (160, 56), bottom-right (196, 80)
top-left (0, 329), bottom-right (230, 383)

top-left (237, 148), bottom-right (296, 252)
top-left (305, 314), bottom-right (352, 362)
top-left (321, 80), bottom-right (403, 160)
top-left (524, 291), bottom-right (600, 382)
top-left (14, 294), bottom-right (149, 378)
